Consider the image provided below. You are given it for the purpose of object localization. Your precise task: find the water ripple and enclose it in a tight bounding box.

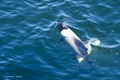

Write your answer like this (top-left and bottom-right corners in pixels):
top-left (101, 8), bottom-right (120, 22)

top-left (0, 0), bottom-right (120, 80)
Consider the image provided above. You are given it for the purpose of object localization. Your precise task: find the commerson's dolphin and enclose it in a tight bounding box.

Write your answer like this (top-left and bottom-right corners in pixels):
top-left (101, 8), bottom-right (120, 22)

top-left (58, 23), bottom-right (98, 71)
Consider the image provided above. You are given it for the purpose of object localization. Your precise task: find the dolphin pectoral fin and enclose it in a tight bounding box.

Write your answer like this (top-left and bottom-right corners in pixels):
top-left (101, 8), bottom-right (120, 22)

top-left (74, 55), bottom-right (88, 77)
top-left (58, 37), bottom-right (64, 44)
top-left (76, 55), bottom-right (84, 63)
top-left (75, 55), bottom-right (79, 68)
top-left (75, 55), bottom-right (84, 70)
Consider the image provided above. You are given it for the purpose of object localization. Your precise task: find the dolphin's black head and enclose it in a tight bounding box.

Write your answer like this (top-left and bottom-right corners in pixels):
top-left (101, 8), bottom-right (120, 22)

top-left (58, 23), bottom-right (68, 32)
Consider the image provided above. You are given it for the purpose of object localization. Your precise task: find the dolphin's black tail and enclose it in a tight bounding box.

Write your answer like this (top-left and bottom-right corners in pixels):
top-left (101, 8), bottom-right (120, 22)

top-left (84, 57), bottom-right (99, 71)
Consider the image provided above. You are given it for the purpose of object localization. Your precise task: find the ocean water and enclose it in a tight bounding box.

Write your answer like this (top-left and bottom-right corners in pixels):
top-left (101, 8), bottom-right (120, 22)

top-left (0, 0), bottom-right (120, 80)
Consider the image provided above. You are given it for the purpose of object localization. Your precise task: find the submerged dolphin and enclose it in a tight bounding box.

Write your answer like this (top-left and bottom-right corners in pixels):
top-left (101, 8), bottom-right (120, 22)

top-left (58, 23), bottom-right (98, 70)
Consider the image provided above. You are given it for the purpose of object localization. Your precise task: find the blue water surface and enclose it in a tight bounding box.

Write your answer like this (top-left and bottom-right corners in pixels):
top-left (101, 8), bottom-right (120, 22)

top-left (0, 0), bottom-right (120, 80)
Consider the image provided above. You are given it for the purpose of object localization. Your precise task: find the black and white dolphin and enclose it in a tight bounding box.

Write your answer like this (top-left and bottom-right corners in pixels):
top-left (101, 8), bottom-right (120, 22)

top-left (58, 23), bottom-right (98, 70)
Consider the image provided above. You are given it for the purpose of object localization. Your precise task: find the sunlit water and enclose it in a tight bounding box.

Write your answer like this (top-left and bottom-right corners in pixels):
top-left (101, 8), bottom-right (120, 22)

top-left (0, 0), bottom-right (120, 80)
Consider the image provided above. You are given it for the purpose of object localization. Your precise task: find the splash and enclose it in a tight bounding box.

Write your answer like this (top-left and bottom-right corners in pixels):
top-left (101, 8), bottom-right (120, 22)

top-left (88, 38), bottom-right (100, 46)
top-left (77, 38), bottom-right (101, 63)
top-left (86, 38), bottom-right (100, 54)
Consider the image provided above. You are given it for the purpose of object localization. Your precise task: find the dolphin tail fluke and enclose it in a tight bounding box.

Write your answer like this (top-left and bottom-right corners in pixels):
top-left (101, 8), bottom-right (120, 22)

top-left (90, 63), bottom-right (99, 71)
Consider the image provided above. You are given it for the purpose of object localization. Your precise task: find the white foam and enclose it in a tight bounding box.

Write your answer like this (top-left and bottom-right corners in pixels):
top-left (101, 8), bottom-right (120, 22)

top-left (88, 38), bottom-right (100, 46)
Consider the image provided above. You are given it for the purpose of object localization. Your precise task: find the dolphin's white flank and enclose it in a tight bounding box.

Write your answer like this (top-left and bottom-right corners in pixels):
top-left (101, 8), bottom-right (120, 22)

top-left (61, 28), bottom-right (87, 57)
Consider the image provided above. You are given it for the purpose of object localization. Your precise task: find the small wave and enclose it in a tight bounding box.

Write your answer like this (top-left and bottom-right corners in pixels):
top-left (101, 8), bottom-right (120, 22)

top-left (99, 44), bottom-right (119, 49)
top-left (88, 38), bottom-right (100, 46)
top-left (85, 38), bottom-right (100, 54)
